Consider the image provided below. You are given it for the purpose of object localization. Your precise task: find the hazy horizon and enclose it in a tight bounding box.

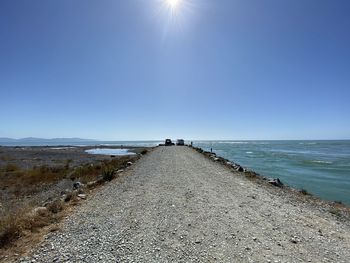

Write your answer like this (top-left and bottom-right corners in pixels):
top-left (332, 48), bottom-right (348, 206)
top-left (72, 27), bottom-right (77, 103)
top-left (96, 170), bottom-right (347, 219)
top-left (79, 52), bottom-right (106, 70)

top-left (1, 0), bottom-right (349, 140)
top-left (0, 137), bottom-right (349, 142)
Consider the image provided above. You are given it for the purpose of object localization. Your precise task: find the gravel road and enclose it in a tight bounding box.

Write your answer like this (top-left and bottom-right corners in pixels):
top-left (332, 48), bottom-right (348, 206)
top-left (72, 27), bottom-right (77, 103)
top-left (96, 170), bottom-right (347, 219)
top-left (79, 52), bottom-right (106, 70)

top-left (18, 146), bottom-right (350, 262)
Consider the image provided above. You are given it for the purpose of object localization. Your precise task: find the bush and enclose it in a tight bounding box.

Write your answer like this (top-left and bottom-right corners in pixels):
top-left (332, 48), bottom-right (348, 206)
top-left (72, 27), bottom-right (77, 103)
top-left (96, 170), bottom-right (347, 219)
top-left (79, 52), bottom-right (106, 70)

top-left (141, 149), bottom-right (148, 155)
top-left (102, 166), bottom-right (115, 181)
top-left (47, 200), bottom-right (64, 214)
top-left (0, 214), bottom-right (22, 248)
top-left (5, 163), bottom-right (18, 172)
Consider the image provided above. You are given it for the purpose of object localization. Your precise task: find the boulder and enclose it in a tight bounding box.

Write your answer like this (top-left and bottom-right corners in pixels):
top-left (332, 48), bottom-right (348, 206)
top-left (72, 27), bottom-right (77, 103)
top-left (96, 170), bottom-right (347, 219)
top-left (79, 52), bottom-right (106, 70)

top-left (268, 178), bottom-right (283, 187)
top-left (126, 161), bottom-right (133, 166)
top-left (73, 182), bottom-right (83, 190)
top-left (236, 166), bottom-right (244, 172)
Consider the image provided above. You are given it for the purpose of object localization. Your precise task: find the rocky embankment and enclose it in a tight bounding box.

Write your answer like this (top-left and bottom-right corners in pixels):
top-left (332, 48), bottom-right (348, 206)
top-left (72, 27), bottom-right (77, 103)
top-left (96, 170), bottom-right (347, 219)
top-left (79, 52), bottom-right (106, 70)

top-left (16, 146), bottom-right (350, 262)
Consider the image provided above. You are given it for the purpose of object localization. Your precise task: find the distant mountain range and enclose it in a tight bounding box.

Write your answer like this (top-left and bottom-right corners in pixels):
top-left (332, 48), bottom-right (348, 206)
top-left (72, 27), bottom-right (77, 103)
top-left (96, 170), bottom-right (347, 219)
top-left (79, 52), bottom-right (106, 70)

top-left (0, 137), bottom-right (97, 146)
top-left (0, 137), bottom-right (95, 144)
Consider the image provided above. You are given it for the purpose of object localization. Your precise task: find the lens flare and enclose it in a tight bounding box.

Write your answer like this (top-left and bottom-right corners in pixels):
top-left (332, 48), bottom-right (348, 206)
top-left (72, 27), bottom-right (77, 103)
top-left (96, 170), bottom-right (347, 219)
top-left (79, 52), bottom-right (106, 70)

top-left (167, 0), bottom-right (180, 9)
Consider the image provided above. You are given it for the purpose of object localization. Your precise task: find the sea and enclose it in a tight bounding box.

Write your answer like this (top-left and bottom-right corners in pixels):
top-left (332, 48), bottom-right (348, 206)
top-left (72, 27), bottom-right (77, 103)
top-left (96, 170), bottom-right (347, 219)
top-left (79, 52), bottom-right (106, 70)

top-left (1, 139), bottom-right (349, 206)
top-left (193, 140), bottom-right (350, 206)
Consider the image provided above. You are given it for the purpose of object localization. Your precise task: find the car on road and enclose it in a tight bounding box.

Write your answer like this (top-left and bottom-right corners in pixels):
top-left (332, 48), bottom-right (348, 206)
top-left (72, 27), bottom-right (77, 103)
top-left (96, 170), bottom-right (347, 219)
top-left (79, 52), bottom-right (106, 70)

top-left (176, 139), bottom-right (185, 146)
top-left (165, 139), bottom-right (175, 146)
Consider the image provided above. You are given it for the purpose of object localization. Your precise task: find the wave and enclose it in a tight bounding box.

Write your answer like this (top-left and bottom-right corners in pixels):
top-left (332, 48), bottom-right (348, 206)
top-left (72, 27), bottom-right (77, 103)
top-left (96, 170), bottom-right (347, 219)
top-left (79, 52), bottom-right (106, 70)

top-left (216, 141), bottom-right (249, 144)
top-left (311, 160), bottom-right (333, 164)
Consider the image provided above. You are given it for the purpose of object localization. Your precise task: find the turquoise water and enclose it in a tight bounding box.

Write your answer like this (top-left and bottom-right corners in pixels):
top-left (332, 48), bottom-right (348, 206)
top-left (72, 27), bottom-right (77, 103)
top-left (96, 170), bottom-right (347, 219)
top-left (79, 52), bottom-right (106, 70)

top-left (193, 140), bottom-right (350, 206)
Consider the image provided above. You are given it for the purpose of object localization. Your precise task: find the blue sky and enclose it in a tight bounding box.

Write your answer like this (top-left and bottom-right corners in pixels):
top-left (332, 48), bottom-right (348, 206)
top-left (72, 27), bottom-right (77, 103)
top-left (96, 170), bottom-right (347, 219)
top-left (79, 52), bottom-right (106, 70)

top-left (1, 0), bottom-right (349, 140)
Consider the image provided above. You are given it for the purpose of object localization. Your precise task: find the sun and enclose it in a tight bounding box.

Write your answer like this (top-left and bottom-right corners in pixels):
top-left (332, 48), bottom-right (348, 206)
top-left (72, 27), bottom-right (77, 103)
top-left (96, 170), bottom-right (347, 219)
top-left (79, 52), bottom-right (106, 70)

top-left (167, 0), bottom-right (180, 9)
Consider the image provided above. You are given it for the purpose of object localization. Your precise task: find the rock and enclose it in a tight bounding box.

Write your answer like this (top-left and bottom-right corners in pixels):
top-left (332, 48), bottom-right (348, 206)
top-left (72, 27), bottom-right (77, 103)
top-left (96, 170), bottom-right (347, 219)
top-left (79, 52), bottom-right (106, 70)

top-left (214, 158), bottom-right (220, 161)
top-left (127, 161), bottom-right (133, 166)
top-left (77, 194), bottom-right (87, 200)
top-left (290, 236), bottom-right (300, 244)
top-left (73, 182), bottom-right (83, 190)
top-left (236, 166), bottom-right (244, 172)
top-left (268, 178), bottom-right (283, 187)
top-left (117, 169), bottom-right (124, 173)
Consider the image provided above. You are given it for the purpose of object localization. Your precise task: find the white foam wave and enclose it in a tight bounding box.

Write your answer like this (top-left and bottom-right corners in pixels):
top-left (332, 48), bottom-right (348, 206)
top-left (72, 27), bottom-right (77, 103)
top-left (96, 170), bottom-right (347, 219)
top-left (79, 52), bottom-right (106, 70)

top-left (311, 160), bottom-right (332, 164)
top-left (50, 147), bottom-right (76, 150)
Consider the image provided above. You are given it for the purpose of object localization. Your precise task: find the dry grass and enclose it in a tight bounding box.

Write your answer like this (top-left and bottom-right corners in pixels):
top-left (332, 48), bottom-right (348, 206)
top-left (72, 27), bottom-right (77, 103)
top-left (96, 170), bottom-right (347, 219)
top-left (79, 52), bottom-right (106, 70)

top-left (0, 204), bottom-right (61, 248)
top-left (4, 163), bottom-right (18, 172)
top-left (0, 155), bottom-right (137, 249)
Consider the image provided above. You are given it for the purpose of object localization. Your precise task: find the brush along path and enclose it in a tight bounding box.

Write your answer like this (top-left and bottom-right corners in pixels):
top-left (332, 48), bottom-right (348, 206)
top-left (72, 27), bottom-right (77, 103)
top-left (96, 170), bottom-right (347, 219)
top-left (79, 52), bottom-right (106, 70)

top-left (18, 146), bottom-right (350, 262)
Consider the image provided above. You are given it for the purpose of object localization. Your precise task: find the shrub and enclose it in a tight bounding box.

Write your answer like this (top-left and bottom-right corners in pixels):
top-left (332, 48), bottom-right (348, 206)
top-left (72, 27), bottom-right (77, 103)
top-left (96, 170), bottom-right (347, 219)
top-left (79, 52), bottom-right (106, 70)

top-left (5, 163), bottom-right (18, 172)
top-left (141, 149), bottom-right (148, 155)
top-left (47, 200), bottom-right (64, 214)
top-left (0, 214), bottom-right (22, 248)
top-left (102, 166), bottom-right (115, 181)
top-left (64, 192), bottom-right (73, 202)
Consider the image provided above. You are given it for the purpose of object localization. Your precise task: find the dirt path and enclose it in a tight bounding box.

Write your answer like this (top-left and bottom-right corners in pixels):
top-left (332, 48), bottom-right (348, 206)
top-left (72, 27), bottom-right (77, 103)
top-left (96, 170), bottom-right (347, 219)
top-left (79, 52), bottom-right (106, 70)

top-left (18, 146), bottom-right (350, 262)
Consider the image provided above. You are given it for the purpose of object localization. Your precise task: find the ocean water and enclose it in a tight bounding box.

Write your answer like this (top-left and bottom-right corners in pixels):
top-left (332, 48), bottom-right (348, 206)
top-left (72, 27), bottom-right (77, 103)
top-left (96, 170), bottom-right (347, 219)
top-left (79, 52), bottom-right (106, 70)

top-left (193, 140), bottom-right (350, 206)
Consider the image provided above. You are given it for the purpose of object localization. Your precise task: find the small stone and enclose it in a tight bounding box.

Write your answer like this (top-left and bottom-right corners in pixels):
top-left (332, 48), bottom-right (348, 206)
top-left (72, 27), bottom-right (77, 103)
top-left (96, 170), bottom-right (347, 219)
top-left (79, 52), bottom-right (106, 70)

top-left (290, 237), bottom-right (298, 244)
top-left (77, 194), bottom-right (87, 199)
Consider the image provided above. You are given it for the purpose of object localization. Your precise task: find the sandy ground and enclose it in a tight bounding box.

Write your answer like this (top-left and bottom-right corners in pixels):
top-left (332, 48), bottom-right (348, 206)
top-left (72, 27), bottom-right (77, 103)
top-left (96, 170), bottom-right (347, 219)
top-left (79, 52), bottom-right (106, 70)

top-left (15, 146), bottom-right (350, 262)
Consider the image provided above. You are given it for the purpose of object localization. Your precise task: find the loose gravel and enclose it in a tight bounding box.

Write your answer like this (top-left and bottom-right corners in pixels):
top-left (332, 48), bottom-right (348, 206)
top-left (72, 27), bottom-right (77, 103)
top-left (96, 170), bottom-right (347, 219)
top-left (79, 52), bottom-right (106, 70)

top-left (17, 146), bottom-right (350, 262)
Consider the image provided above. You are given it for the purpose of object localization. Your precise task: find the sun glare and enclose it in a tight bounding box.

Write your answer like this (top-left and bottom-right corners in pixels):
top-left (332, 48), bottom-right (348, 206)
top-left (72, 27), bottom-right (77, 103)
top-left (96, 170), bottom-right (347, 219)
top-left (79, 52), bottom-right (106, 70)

top-left (167, 0), bottom-right (180, 9)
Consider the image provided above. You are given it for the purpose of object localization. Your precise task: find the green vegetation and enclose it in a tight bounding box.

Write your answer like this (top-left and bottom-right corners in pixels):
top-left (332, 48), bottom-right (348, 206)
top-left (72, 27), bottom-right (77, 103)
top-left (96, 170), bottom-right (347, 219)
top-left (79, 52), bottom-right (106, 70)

top-left (102, 165), bottom-right (115, 181)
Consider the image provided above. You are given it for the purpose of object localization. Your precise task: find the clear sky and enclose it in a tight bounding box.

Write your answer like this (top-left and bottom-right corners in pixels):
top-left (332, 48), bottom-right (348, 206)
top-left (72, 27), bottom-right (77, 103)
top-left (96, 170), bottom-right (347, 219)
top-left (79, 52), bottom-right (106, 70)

top-left (1, 0), bottom-right (349, 140)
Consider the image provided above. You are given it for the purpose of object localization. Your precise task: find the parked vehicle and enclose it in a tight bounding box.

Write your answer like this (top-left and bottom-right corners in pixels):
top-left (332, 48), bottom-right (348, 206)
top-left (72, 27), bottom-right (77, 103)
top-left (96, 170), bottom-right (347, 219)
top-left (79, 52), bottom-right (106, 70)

top-left (165, 139), bottom-right (175, 146)
top-left (176, 139), bottom-right (185, 146)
